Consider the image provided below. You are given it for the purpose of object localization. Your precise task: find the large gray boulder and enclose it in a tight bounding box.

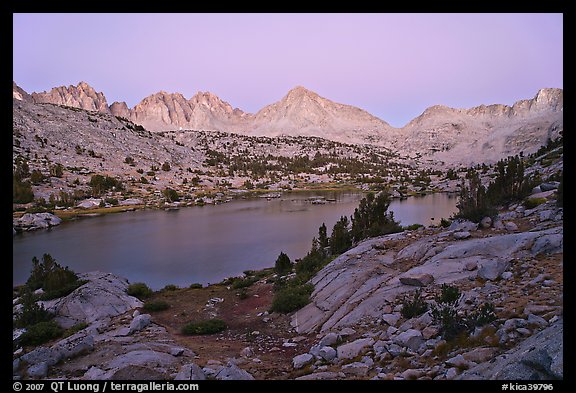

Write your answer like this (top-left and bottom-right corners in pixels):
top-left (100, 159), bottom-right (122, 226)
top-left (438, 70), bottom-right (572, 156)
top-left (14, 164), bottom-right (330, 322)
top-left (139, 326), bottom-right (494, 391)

top-left (13, 212), bottom-right (62, 231)
top-left (336, 338), bottom-right (374, 360)
top-left (214, 362), bottom-right (255, 380)
top-left (458, 318), bottom-right (563, 380)
top-left (292, 353), bottom-right (314, 369)
top-left (41, 272), bottom-right (143, 328)
top-left (129, 314), bottom-right (152, 335)
top-left (394, 329), bottom-right (424, 351)
top-left (174, 363), bottom-right (206, 380)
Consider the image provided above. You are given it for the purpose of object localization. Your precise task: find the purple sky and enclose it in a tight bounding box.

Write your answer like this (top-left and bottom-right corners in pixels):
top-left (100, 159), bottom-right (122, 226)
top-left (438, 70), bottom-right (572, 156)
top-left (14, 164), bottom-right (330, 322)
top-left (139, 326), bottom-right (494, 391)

top-left (13, 13), bottom-right (562, 128)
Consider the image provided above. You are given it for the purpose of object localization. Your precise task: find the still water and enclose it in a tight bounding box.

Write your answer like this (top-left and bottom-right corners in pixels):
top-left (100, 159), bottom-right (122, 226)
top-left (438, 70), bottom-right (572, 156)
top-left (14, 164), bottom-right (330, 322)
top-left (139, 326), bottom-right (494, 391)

top-left (13, 192), bottom-right (457, 289)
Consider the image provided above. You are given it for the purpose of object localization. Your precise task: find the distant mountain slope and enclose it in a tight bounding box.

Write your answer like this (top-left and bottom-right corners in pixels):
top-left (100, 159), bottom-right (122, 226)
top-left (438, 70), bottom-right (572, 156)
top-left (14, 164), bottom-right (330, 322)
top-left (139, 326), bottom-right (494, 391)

top-left (14, 81), bottom-right (562, 165)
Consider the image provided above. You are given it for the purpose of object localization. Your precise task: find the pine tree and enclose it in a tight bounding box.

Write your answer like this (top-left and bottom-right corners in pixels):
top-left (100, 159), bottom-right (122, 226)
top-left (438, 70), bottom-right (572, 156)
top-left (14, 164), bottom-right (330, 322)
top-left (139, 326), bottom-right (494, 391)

top-left (274, 252), bottom-right (293, 275)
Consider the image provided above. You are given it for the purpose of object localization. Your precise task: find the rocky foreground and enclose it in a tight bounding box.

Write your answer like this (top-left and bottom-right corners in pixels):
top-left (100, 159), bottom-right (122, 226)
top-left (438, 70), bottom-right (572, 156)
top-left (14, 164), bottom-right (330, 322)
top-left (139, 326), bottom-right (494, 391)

top-left (13, 194), bottom-right (562, 380)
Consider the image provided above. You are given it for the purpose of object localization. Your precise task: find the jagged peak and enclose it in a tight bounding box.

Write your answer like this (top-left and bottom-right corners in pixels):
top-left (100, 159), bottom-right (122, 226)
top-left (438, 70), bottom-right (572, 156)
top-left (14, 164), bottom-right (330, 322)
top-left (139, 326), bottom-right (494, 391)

top-left (284, 86), bottom-right (319, 100)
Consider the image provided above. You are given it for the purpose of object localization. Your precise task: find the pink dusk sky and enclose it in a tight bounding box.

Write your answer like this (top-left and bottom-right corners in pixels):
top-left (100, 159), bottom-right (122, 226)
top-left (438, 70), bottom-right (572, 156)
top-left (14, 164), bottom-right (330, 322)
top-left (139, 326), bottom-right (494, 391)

top-left (13, 13), bottom-right (562, 128)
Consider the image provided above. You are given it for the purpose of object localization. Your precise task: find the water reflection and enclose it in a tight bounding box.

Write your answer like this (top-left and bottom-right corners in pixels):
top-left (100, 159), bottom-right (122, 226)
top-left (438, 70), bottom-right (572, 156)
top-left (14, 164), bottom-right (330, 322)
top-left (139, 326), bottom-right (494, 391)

top-left (13, 192), bottom-right (457, 289)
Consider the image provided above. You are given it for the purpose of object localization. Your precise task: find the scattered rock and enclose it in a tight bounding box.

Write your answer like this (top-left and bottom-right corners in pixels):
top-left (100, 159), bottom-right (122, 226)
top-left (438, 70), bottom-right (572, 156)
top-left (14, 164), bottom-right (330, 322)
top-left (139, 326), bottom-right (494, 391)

top-left (504, 221), bottom-right (518, 232)
top-left (292, 353), bottom-right (314, 369)
top-left (480, 217), bottom-right (492, 229)
top-left (129, 314), bottom-right (151, 335)
top-left (527, 314), bottom-right (548, 329)
top-left (341, 362), bottom-right (370, 377)
top-left (462, 347), bottom-right (497, 363)
top-left (318, 346), bottom-right (337, 362)
top-left (215, 362), bottom-right (255, 380)
top-left (107, 350), bottom-right (177, 370)
top-left (401, 368), bottom-right (426, 380)
top-left (394, 329), bottom-right (424, 351)
top-left (465, 262), bottom-right (478, 271)
top-left (459, 318), bottom-right (563, 380)
top-left (477, 259), bottom-right (510, 280)
top-left (339, 327), bottom-right (356, 337)
top-left (170, 348), bottom-right (185, 357)
top-left (55, 332), bottom-right (94, 359)
top-left (445, 367), bottom-right (459, 380)
top-left (540, 182), bottom-right (560, 191)
top-left (295, 371), bottom-right (343, 380)
top-left (319, 332), bottom-right (338, 347)
top-left (501, 272), bottom-right (513, 280)
top-left (381, 313), bottom-right (400, 327)
top-left (446, 354), bottom-right (471, 369)
top-left (240, 347), bottom-right (254, 358)
top-left (27, 362), bottom-right (49, 379)
top-left (453, 231), bottom-right (471, 240)
top-left (174, 363), bottom-right (206, 380)
top-left (448, 220), bottom-right (478, 232)
top-left (399, 273), bottom-right (434, 287)
top-left (336, 338), bottom-right (374, 360)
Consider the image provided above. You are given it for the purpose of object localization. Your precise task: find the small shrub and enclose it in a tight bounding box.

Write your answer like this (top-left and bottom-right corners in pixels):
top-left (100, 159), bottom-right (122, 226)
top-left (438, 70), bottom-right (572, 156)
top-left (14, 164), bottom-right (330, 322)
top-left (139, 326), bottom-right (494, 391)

top-left (161, 161), bottom-right (171, 171)
top-left (181, 319), bottom-right (227, 335)
top-left (127, 282), bottom-right (153, 300)
top-left (403, 223), bottom-right (424, 231)
top-left (440, 218), bottom-right (451, 228)
top-left (431, 303), bottom-right (468, 341)
top-left (14, 291), bottom-right (53, 328)
top-left (162, 188), bottom-right (179, 202)
top-left (162, 284), bottom-right (179, 291)
top-left (63, 322), bottom-right (89, 338)
top-left (41, 279), bottom-right (87, 301)
top-left (143, 300), bottom-right (170, 312)
top-left (18, 320), bottom-right (63, 347)
top-left (189, 283), bottom-right (203, 289)
top-left (523, 197), bottom-right (546, 209)
top-left (435, 284), bottom-right (461, 305)
top-left (467, 302), bottom-right (497, 328)
top-left (270, 284), bottom-right (313, 313)
top-left (237, 288), bottom-right (249, 300)
top-left (232, 277), bottom-right (258, 289)
top-left (400, 289), bottom-right (429, 319)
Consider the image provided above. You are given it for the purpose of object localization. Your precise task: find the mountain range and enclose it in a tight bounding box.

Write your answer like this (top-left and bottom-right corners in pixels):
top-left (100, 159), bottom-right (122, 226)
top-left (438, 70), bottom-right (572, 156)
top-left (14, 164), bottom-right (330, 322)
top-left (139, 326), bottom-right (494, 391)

top-left (14, 81), bottom-right (563, 165)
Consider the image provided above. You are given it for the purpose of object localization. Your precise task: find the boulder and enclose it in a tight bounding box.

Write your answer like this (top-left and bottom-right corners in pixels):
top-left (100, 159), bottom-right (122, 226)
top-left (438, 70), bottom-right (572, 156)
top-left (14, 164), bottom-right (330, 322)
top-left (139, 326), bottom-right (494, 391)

top-left (129, 314), bottom-right (152, 335)
top-left (240, 347), bottom-right (254, 358)
top-left (214, 363), bottom-right (255, 380)
top-left (341, 362), bottom-right (370, 376)
top-left (296, 371), bottom-right (344, 380)
top-left (174, 363), bottom-right (206, 380)
top-left (540, 182), bottom-right (560, 191)
top-left (319, 332), bottom-right (338, 347)
top-left (458, 318), bottom-right (562, 380)
top-left (42, 272), bottom-right (143, 328)
top-left (448, 219), bottom-right (478, 232)
top-left (318, 346), bottom-right (337, 362)
top-left (13, 212), bottom-right (62, 231)
top-left (399, 274), bottom-right (434, 287)
top-left (54, 332), bottom-right (94, 359)
top-left (120, 198), bottom-right (144, 206)
top-left (453, 231), bottom-right (471, 240)
top-left (394, 329), bottom-right (424, 351)
top-left (292, 353), bottom-right (314, 369)
top-left (477, 259), bottom-right (510, 280)
top-left (504, 222), bottom-right (518, 232)
top-left (20, 347), bottom-right (63, 368)
top-left (462, 347), bottom-right (498, 363)
top-left (27, 362), bottom-right (49, 379)
top-left (336, 338), bottom-right (374, 360)
top-left (381, 313), bottom-right (400, 327)
top-left (107, 350), bottom-right (177, 370)
top-left (446, 354), bottom-right (472, 369)
top-left (480, 217), bottom-right (492, 229)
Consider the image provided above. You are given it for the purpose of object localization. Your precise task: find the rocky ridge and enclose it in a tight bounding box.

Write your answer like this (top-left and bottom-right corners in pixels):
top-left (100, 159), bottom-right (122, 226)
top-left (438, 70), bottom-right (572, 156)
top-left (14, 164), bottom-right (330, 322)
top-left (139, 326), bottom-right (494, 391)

top-left (14, 82), bottom-right (563, 165)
